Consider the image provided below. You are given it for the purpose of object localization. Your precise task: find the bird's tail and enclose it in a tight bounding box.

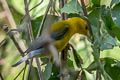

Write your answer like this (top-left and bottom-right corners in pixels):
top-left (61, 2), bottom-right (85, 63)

top-left (12, 48), bottom-right (44, 67)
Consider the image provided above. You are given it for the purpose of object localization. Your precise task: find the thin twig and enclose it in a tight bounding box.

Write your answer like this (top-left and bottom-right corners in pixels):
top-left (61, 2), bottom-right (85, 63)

top-left (80, 0), bottom-right (87, 16)
top-left (59, 0), bottom-right (67, 20)
top-left (35, 58), bottom-right (43, 80)
top-left (14, 67), bottom-right (25, 80)
top-left (1, 0), bottom-right (26, 51)
top-left (22, 64), bottom-right (27, 80)
top-left (3, 26), bottom-right (24, 56)
top-left (50, 0), bottom-right (60, 16)
top-left (96, 70), bottom-right (102, 80)
top-left (0, 73), bottom-right (4, 80)
top-left (0, 38), bottom-right (7, 48)
top-left (29, 0), bottom-right (44, 12)
top-left (37, 0), bottom-right (53, 37)
top-left (59, 0), bottom-right (69, 80)
top-left (26, 58), bottom-right (33, 80)
top-left (69, 43), bottom-right (84, 71)
top-left (80, 0), bottom-right (93, 41)
top-left (35, 59), bottom-right (43, 80)
top-left (28, 0), bottom-right (32, 5)
top-left (35, 1), bottom-right (55, 79)
top-left (98, 20), bottom-right (101, 38)
top-left (60, 46), bottom-right (69, 80)
top-left (24, 1), bottom-right (34, 80)
top-left (24, 0), bottom-right (34, 41)
top-left (0, 0), bottom-right (16, 28)
top-left (20, 0), bottom-right (44, 24)
top-left (24, 0), bottom-right (44, 80)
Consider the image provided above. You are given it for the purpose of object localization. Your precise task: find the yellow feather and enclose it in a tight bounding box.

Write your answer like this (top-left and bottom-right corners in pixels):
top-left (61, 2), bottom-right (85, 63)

top-left (12, 17), bottom-right (90, 67)
top-left (50, 17), bottom-right (89, 51)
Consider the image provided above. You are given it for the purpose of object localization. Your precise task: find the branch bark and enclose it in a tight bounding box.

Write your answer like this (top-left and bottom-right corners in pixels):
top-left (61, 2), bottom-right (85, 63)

top-left (3, 26), bottom-right (24, 56)
top-left (37, 0), bottom-right (53, 37)
top-left (24, 0), bottom-right (43, 80)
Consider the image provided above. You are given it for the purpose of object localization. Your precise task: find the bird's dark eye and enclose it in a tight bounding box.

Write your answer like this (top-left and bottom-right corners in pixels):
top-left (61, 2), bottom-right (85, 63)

top-left (85, 26), bottom-right (88, 30)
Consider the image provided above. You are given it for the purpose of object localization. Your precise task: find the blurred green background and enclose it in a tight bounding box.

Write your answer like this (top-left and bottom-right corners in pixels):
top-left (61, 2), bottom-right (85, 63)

top-left (0, 0), bottom-right (120, 80)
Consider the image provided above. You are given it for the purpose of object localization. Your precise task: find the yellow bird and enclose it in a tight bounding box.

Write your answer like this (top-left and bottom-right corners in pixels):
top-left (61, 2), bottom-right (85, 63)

top-left (12, 17), bottom-right (90, 67)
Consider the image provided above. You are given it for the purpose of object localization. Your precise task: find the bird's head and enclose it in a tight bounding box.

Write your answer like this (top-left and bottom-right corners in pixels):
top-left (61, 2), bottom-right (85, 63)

top-left (66, 17), bottom-right (90, 38)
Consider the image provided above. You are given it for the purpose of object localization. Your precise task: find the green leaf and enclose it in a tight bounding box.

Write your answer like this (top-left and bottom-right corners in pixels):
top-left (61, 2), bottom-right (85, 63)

top-left (92, 0), bottom-right (100, 7)
top-left (110, 0), bottom-right (120, 7)
top-left (88, 8), bottom-right (101, 44)
top-left (67, 58), bottom-right (74, 69)
top-left (31, 16), bottom-right (43, 38)
top-left (88, 7), bottom-right (100, 28)
top-left (9, 7), bottom-right (23, 25)
top-left (86, 61), bottom-right (98, 72)
top-left (61, 0), bottom-right (82, 14)
top-left (43, 61), bottom-right (52, 80)
top-left (111, 3), bottom-right (120, 27)
top-left (99, 31), bottom-right (119, 50)
top-left (103, 57), bottom-right (120, 80)
top-left (18, 21), bottom-right (31, 45)
top-left (116, 61), bottom-right (120, 68)
top-left (29, 66), bottom-right (40, 80)
top-left (31, 15), bottom-right (58, 38)
top-left (101, 6), bottom-right (120, 41)
top-left (72, 48), bottom-right (83, 68)
top-left (7, 0), bottom-right (56, 17)
top-left (84, 70), bottom-right (95, 80)
top-left (49, 65), bottom-right (59, 80)
top-left (101, 0), bottom-right (112, 7)
top-left (87, 57), bottom-right (120, 80)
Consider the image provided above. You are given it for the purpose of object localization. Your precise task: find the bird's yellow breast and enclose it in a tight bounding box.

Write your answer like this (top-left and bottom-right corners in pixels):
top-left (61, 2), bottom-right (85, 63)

top-left (49, 17), bottom-right (88, 52)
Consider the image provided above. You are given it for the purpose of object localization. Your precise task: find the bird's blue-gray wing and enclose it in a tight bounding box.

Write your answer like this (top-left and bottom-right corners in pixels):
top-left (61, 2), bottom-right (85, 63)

top-left (51, 26), bottom-right (69, 40)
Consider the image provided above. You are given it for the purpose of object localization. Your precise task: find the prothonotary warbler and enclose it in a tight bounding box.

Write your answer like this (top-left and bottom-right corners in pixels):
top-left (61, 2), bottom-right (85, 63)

top-left (12, 17), bottom-right (90, 67)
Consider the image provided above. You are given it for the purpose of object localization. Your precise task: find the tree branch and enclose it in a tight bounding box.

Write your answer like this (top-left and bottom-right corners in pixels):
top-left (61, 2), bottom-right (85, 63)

top-left (24, 0), bottom-right (43, 80)
top-left (0, 73), bottom-right (4, 80)
top-left (24, 0), bottom-right (34, 41)
top-left (14, 67), bottom-right (25, 80)
top-left (3, 26), bottom-right (24, 56)
top-left (0, 38), bottom-right (7, 48)
top-left (37, 0), bottom-right (53, 37)
top-left (20, 0), bottom-right (44, 24)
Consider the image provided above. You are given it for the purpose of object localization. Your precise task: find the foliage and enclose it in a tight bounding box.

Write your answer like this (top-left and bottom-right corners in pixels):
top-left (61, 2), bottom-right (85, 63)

top-left (0, 0), bottom-right (120, 80)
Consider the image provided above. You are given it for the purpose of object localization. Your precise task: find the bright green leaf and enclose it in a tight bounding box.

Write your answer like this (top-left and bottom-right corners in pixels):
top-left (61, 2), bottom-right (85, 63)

top-left (101, 6), bottom-right (120, 41)
top-left (61, 0), bottom-right (82, 14)
top-left (101, 0), bottom-right (112, 6)
top-left (103, 57), bottom-right (120, 80)
top-left (72, 48), bottom-right (83, 68)
top-left (110, 0), bottom-right (120, 7)
top-left (31, 15), bottom-right (58, 38)
top-left (100, 32), bottom-right (119, 50)
top-left (49, 65), bottom-right (59, 80)
top-left (92, 0), bottom-right (100, 7)
top-left (29, 66), bottom-right (40, 80)
top-left (67, 58), bottom-right (74, 69)
top-left (86, 61), bottom-right (98, 72)
top-left (7, 0), bottom-right (55, 17)
top-left (43, 62), bottom-right (52, 80)
top-left (111, 3), bottom-right (120, 27)
top-left (84, 70), bottom-right (95, 80)
top-left (87, 57), bottom-right (120, 80)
